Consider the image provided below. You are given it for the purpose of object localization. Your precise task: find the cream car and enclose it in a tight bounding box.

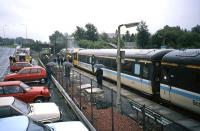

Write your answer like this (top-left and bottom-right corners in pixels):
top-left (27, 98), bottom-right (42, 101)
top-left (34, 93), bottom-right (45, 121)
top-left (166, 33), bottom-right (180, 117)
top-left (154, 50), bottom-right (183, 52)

top-left (0, 116), bottom-right (88, 131)
top-left (0, 97), bottom-right (61, 123)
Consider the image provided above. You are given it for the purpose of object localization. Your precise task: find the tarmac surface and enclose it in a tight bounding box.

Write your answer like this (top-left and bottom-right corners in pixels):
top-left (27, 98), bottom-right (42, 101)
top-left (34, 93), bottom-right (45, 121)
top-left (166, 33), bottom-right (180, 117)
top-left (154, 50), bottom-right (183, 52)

top-left (0, 47), bottom-right (15, 81)
top-left (0, 46), bottom-right (77, 122)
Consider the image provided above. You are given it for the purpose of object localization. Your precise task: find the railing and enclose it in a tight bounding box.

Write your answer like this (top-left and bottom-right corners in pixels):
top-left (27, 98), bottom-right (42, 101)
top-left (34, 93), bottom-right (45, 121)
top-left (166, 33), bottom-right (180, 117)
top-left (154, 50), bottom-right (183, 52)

top-left (39, 57), bottom-right (192, 131)
top-left (38, 58), bottom-right (96, 131)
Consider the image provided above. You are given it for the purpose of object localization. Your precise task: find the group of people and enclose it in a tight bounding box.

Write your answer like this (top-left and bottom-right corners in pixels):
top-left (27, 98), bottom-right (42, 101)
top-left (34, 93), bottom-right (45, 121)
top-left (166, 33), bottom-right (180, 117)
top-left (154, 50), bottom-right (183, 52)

top-left (46, 59), bottom-right (104, 90)
top-left (9, 56), bottom-right (16, 65)
top-left (45, 60), bottom-right (73, 89)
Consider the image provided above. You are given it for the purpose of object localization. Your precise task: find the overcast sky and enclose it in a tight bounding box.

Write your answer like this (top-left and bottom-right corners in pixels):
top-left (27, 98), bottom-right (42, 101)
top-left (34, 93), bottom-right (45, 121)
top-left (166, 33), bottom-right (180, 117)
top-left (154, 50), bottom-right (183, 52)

top-left (0, 0), bottom-right (200, 42)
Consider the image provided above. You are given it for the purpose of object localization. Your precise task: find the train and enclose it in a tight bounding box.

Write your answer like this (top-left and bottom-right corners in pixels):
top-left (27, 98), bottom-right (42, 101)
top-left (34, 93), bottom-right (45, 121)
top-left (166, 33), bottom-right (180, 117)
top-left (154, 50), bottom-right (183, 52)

top-left (68, 48), bottom-right (200, 115)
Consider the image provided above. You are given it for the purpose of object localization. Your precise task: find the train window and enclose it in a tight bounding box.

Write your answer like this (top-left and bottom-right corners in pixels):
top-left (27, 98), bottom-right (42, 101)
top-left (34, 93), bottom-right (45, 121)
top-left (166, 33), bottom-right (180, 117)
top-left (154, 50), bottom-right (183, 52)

top-left (121, 61), bottom-right (132, 75)
top-left (168, 68), bottom-right (180, 87)
top-left (74, 53), bottom-right (77, 60)
top-left (86, 56), bottom-right (90, 64)
top-left (162, 68), bottom-right (169, 82)
top-left (89, 57), bottom-right (92, 63)
top-left (178, 68), bottom-right (200, 93)
top-left (134, 64), bottom-right (140, 75)
top-left (103, 58), bottom-right (111, 68)
top-left (111, 59), bottom-right (117, 71)
top-left (142, 64), bottom-right (149, 79)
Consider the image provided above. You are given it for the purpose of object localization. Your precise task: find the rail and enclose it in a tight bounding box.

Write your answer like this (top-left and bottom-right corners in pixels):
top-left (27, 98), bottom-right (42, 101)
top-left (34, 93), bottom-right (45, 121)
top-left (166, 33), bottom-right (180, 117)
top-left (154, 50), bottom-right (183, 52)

top-left (38, 58), bottom-right (96, 131)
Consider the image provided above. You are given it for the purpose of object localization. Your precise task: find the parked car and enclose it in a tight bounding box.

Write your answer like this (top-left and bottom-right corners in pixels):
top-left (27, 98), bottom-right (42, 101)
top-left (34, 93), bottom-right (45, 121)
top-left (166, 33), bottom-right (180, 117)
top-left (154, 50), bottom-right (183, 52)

top-left (4, 66), bottom-right (47, 83)
top-left (0, 97), bottom-right (61, 123)
top-left (10, 62), bottom-right (33, 72)
top-left (0, 81), bottom-right (50, 103)
top-left (0, 116), bottom-right (88, 131)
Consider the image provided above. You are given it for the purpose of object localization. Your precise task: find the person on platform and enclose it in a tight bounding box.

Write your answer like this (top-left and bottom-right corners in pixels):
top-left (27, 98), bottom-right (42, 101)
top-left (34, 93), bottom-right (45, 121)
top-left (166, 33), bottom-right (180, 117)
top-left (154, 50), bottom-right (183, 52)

top-left (96, 67), bottom-right (103, 89)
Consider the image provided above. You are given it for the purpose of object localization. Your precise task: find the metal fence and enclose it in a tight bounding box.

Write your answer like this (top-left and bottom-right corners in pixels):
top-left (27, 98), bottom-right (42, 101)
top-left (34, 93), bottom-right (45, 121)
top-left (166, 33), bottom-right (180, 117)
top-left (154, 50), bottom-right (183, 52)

top-left (40, 57), bottom-right (190, 131)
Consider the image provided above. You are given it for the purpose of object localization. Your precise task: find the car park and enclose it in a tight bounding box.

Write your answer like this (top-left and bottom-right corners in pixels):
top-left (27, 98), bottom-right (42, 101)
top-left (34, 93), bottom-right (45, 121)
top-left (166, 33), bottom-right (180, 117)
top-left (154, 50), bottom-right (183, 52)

top-left (0, 81), bottom-right (50, 103)
top-left (0, 115), bottom-right (88, 131)
top-left (0, 97), bottom-right (61, 123)
top-left (4, 66), bottom-right (46, 83)
top-left (10, 62), bottom-right (33, 72)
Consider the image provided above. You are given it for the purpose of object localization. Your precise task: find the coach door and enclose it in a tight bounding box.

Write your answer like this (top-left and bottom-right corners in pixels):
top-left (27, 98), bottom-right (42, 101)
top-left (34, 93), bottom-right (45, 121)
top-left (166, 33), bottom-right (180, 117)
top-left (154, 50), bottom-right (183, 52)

top-left (132, 63), bottom-right (142, 91)
top-left (160, 67), bottom-right (171, 101)
top-left (141, 62), bottom-right (152, 94)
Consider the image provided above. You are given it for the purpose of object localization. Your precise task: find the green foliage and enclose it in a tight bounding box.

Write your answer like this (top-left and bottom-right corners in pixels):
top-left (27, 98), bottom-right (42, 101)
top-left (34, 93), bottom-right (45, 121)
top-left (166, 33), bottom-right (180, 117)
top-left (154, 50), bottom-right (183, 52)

top-left (122, 31), bottom-right (130, 42)
top-left (73, 26), bottom-right (85, 41)
top-left (73, 23), bottom-right (98, 41)
top-left (99, 32), bottom-right (111, 42)
top-left (151, 25), bottom-right (200, 48)
top-left (192, 25), bottom-right (200, 34)
top-left (85, 23), bottom-right (98, 41)
top-left (78, 40), bottom-right (110, 49)
top-left (136, 21), bottom-right (150, 48)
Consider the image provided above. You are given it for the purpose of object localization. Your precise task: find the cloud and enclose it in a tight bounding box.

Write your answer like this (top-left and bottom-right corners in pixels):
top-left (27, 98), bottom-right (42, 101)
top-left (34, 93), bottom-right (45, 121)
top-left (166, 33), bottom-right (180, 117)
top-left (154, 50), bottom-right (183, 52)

top-left (0, 0), bottom-right (200, 41)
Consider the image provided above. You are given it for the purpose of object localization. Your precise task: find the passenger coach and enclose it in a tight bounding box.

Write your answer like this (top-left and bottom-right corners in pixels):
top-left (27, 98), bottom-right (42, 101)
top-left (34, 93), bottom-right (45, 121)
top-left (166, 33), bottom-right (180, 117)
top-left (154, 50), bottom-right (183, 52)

top-left (74, 49), bottom-right (172, 95)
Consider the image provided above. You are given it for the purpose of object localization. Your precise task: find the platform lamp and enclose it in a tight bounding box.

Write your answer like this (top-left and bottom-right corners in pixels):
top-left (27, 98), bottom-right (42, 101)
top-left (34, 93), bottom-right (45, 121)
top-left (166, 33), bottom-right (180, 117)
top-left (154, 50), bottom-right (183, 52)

top-left (116, 22), bottom-right (140, 112)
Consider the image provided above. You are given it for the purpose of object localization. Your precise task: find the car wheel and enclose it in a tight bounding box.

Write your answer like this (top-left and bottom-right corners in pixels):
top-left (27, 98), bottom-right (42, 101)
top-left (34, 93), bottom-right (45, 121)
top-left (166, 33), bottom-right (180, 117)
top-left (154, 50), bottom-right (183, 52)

top-left (40, 78), bottom-right (46, 84)
top-left (34, 97), bottom-right (44, 103)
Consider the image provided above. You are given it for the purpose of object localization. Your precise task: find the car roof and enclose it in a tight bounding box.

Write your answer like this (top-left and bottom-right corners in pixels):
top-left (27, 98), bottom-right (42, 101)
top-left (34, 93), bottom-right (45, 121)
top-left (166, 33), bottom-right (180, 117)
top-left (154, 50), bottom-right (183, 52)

top-left (0, 97), bottom-right (14, 106)
top-left (0, 81), bottom-right (21, 86)
top-left (22, 66), bottom-right (43, 69)
top-left (47, 121), bottom-right (89, 131)
top-left (0, 116), bottom-right (28, 131)
top-left (14, 62), bottom-right (30, 64)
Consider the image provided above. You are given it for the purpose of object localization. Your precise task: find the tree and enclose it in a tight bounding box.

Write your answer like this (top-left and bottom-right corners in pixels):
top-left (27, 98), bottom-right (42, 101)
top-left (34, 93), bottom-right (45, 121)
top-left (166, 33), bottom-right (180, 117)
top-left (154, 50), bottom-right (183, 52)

top-left (122, 31), bottom-right (131, 42)
top-left (99, 32), bottom-right (111, 42)
top-left (192, 25), bottom-right (200, 34)
top-left (85, 23), bottom-right (98, 41)
top-left (130, 33), bottom-right (136, 42)
top-left (73, 26), bottom-right (86, 41)
top-left (136, 21), bottom-right (150, 48)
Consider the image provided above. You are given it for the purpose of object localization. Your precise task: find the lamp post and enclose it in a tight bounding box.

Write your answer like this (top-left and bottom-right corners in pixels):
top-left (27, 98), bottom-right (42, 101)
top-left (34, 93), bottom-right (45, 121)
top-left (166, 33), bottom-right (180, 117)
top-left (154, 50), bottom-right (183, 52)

top-left (116, 22), bottom-right (139, 112)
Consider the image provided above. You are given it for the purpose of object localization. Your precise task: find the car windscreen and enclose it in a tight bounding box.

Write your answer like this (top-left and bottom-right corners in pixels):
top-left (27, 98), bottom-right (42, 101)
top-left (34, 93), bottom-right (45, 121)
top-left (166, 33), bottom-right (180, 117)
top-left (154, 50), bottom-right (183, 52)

top-left (20, 82), bottom-right (31, 90)
top-left (12, 99), bottom-right (30, 114)
top-left (27, 117), bottom-right (51, 131)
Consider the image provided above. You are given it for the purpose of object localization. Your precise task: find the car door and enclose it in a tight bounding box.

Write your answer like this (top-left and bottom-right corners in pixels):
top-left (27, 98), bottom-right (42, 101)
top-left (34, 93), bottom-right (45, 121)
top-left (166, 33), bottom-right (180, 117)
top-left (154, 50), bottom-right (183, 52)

top-left (3, 85), bottom-right (26, 102)
top-left (18, 68), bottom-right (31, 81)
top-left (30, 68), bottom-right (40, 80)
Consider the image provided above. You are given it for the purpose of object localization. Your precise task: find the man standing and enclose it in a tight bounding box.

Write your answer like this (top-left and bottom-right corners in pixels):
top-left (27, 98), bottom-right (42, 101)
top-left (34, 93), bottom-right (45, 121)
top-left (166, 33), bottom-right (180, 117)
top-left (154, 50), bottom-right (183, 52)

top-left (46, 65), bottom-right (52, 89)
top-left (64, 61), bottom-right (73, 88)
top-left (96, 67), bottom-right (103, 89)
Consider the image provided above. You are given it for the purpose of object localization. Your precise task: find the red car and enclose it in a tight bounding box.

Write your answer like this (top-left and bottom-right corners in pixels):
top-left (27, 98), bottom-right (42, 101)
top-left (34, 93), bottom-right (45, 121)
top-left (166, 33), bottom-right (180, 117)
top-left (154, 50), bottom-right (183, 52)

top-left (10, 62), bottom-right (33, 72)
top-left (4, 66), bottom-right (47, 83)
top-left (0, 81), bottom-right (50, 103)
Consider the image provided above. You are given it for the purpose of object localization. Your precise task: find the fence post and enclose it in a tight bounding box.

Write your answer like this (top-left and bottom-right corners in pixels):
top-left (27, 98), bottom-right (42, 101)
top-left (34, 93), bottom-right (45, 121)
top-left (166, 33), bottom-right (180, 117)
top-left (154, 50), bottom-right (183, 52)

top-left (72, 69), bottom-right (74, 100)
top-left (90, 79), bottom-right (94, 125)
top-left (142, 104), bottom-right (146, 131)
top-left (111, 89), bottom-right (114, 131)
top-left (62, 66), bottom-right (64, 87)
top-left (79, 73), bottom-right (82, 109)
